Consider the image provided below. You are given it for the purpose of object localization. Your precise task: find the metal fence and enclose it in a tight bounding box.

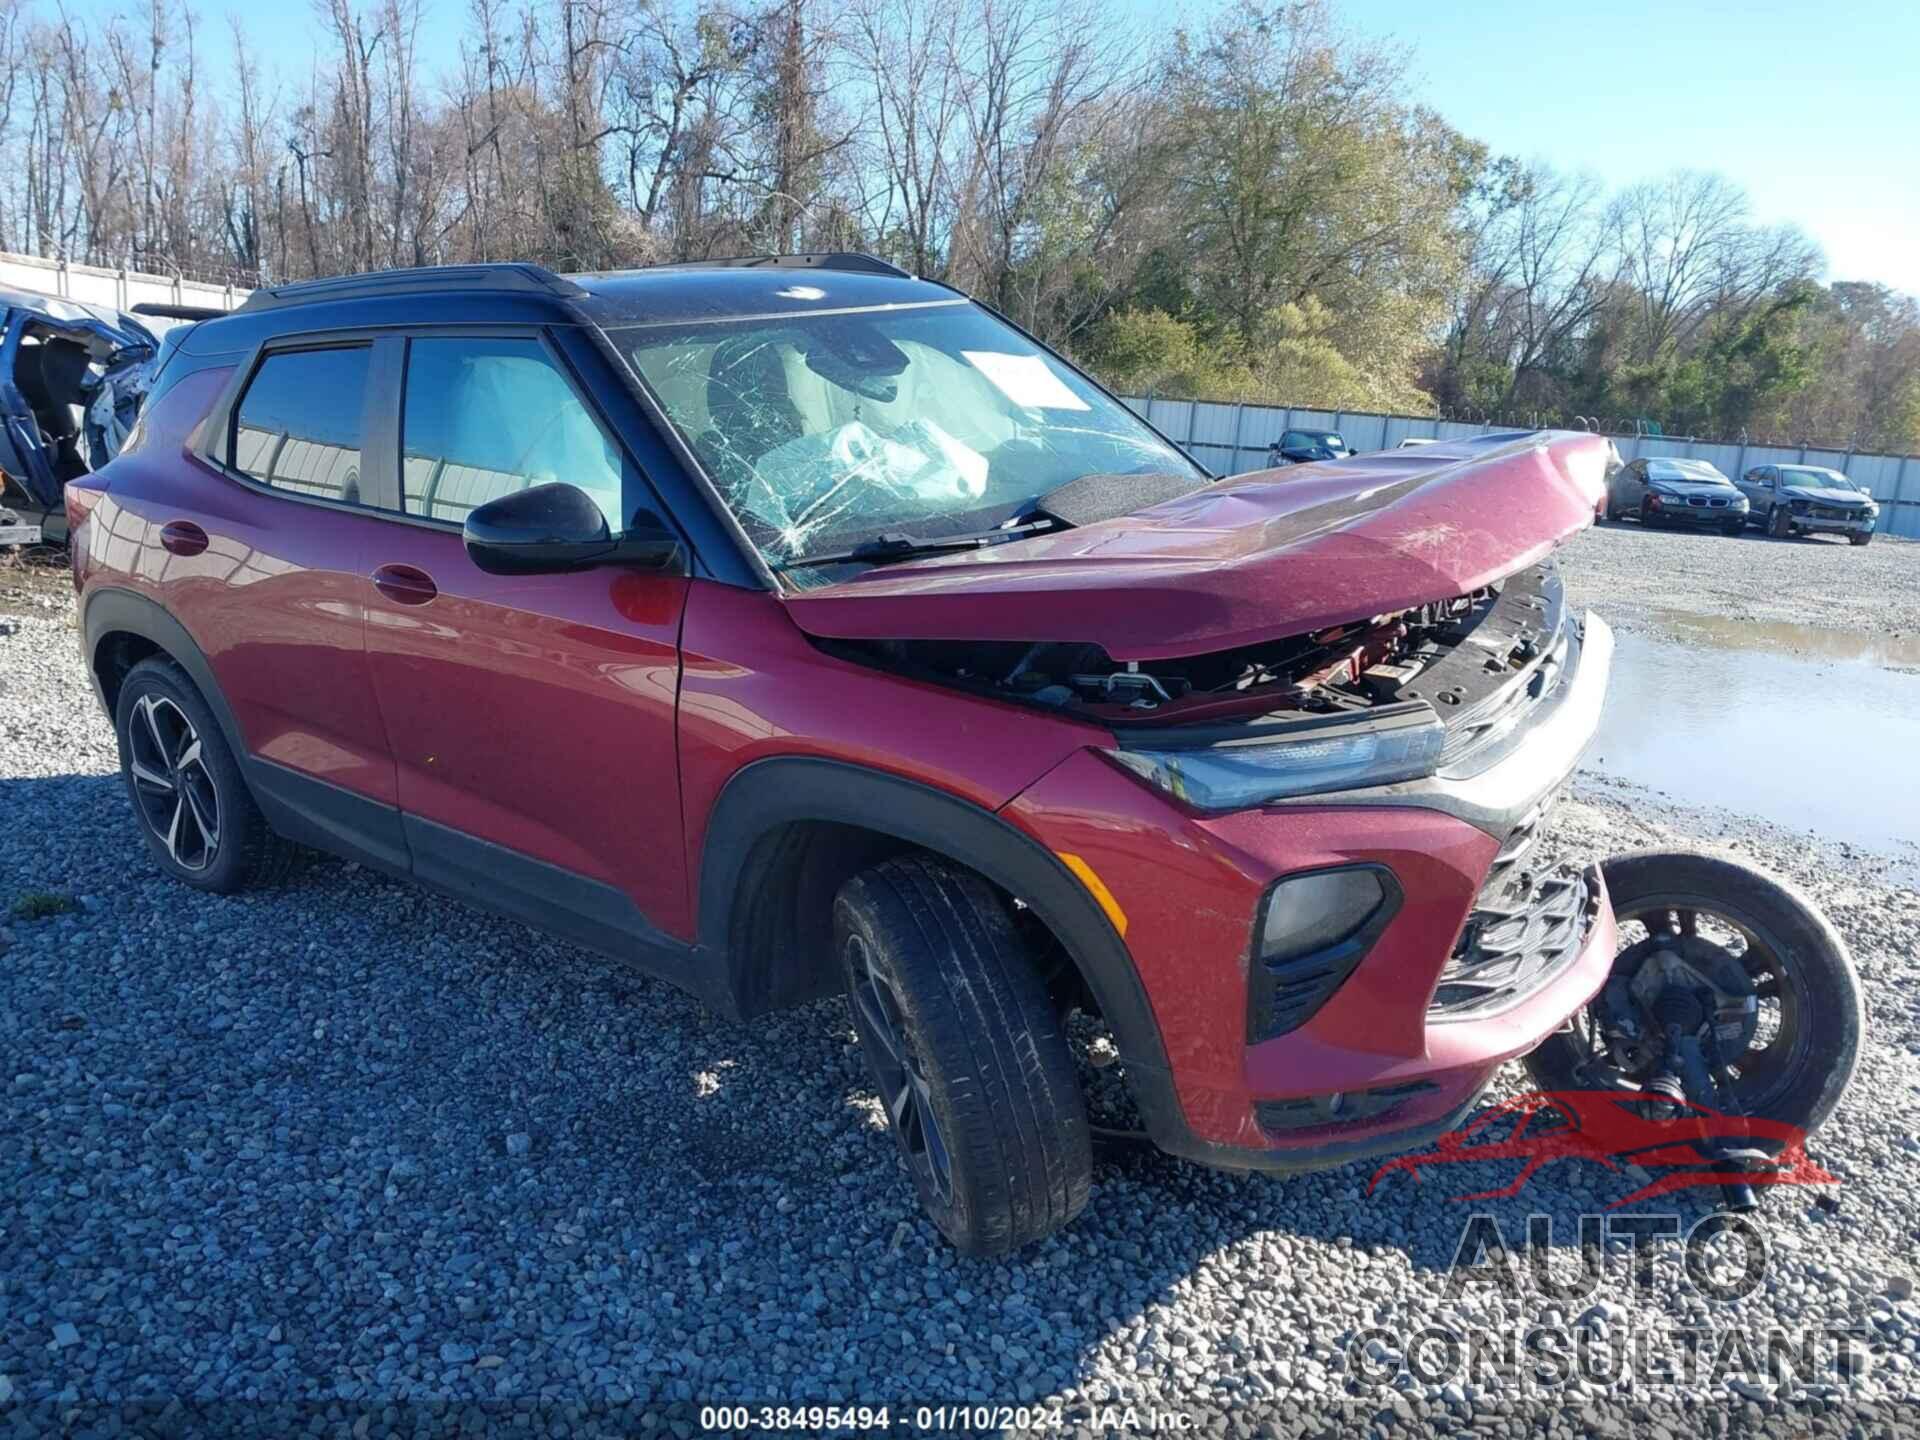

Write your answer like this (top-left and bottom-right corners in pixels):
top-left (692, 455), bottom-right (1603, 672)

top-left (1, 249), bottom-right (249, 314)
top-left (1121, 395), bottom-right (1920, 540)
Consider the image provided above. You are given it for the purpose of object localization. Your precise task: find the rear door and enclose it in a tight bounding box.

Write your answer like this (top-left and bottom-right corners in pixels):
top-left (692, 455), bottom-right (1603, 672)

top-left (185, 337), bottom-right (406, 867)
top-left (359, 326), bottom-right (695, 951)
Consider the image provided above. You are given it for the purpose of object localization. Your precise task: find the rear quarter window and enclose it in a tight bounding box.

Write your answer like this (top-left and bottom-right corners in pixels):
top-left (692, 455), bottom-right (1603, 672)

top-left (231, 347), bottom-right (373, 504)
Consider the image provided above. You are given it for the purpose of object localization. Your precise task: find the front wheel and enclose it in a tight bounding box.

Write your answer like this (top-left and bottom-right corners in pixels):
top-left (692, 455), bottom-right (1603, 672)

top-left (836, 857), bottom-right (1091, 1255)
top-left (1526, 851), bottom-right (1862, 1137)
top-left (114, 658), bottom-right (299, 893)
top-left (1768, 506), bottom-right (1794, 539)
top-left (1723, 519), bottom-right (1746, 538)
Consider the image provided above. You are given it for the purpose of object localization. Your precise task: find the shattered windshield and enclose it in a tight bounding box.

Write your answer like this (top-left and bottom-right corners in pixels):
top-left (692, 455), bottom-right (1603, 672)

top-left (615, 303), bottom-right (1201, 575)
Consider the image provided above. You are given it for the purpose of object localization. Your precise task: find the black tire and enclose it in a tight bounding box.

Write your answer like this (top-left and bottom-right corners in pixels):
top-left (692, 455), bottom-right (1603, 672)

top-left (1768, 505), bottom-right (1794, 539)
top-left (835, 856), bottom-right (1091, 1255)
top-left (1525, 851), bottom-right (1862, 1137)
top-left (1722, 520), bottom-right (1745, 538)
top-left (114, 657), bottom-right (300, 894)
top-left (1849, 531), bottom-right (1872, 547)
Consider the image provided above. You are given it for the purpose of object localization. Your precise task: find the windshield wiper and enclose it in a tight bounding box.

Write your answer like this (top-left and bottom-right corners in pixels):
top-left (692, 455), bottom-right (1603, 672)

top-left (773, 517), bottom-right (1060, 572)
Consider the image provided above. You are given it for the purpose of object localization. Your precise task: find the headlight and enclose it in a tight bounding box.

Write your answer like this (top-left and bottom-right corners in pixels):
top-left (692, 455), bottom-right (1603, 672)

top-left (1105, 705), bottom-right (1445, 812)
top-left (1730, 495), bottom-right (1749, 510)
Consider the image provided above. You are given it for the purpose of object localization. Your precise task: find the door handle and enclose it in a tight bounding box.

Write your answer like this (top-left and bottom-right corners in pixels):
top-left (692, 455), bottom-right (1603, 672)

top-left (159, 520), bottom-right (208, 557)
top-left (371, 562), bottom-right (438, 606)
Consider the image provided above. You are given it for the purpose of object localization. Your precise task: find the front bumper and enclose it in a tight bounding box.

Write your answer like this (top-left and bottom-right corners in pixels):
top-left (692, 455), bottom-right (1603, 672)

top-left (1647, 501), bottom-right (1744, 527)
top-left (1790, 512), bottom-right (1874, 535)
top-left (1004, 612), bottom-right (1618, 1175)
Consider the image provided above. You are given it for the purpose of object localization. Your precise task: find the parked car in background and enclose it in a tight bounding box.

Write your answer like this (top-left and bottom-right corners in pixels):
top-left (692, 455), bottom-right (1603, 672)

top-left (1396, 436), bottom-right (1438, 449)
top-left (68, 256), bottom-right (1626, 1255)
top-left (1603, 457), bottom-right (1747, 535)
top-left (0, 288), bottom-right (165, 543)
top-left (1736, 464), bottom-right (1879, 545)
top-left (1267, 427), bottom-right (1352, 466)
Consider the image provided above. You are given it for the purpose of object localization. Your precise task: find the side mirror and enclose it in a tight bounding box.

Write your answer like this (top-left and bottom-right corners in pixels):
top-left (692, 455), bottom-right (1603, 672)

top-left (464, 483), bottom-right (683, 577)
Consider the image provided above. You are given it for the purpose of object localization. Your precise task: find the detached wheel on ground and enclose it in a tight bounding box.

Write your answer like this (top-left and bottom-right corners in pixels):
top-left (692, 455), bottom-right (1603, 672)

top-left (835, 856), bottom-right (1091, 1256)
top-left (1526, 850), bottom-right (1863, 1139)
top-left (1849, 531), bottom-right (1873, 546)
top-left (113, 657), bottom-right (298, 893)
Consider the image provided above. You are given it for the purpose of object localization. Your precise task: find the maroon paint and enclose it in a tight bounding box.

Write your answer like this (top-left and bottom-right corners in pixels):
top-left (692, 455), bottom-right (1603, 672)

top-left (1001, 749), bottom-right (1616, 1152)
top-left (74, 365), bottom-right (399, 806)
top-left (677, 580), bottom-right (1095, 894)
top-left (75, 368), bottom-right (1618, 1169)
top-left (785, 432), bottom-right (1611, 660)
top-left (360, 521), bottom-right (694, 938)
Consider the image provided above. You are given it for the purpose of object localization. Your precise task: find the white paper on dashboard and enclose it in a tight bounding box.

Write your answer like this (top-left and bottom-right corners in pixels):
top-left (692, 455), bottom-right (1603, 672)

top-left (961, 350), bottom-right (1090, 411)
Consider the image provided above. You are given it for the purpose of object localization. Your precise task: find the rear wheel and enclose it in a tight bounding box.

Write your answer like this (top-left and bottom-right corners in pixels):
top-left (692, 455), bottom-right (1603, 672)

top-left (835, 856), bottom-right (1091, 1255)
top-left (1526, 851), bottom-right (1861, 1137)
top-left (114, 658), bottom-right (298, 893)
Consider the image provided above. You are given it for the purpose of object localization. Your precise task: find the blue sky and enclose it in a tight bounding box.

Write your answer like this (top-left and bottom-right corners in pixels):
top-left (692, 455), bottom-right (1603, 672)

top-left (1357, 0), bottom-right (1920, 295)
top-left (225, 0), bottom-right (1919, 296)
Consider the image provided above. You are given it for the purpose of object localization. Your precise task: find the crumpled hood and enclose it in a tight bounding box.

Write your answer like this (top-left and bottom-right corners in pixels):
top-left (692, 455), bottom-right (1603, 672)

top-left (1780, 485), bottom-right (1871, 506)
top-left (784, 430), bottom-right (1610, 661)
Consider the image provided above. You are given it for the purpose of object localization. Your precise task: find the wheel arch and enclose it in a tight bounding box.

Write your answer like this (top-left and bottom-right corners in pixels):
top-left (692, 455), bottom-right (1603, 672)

top-left (82, 587), bottom-right (246, 755)
top-left (696, 757), bottom-right (1176, 1091)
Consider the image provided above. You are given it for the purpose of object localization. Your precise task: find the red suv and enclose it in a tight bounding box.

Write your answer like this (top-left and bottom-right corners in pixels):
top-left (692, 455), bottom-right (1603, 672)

top-left (67, 256), bottom-right (1619, 1255)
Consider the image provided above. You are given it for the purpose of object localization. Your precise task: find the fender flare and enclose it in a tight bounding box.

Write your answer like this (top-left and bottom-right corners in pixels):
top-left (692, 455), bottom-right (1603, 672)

top-left (80, 586), bottom-right (248, 755)
top-left (697, 756), bottom-right (1182, 1130)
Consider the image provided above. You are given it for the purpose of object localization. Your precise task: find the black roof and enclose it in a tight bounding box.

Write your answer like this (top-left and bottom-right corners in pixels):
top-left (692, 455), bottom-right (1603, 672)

top-left (182, 255), bottom-right (959, 357)
top-left (568, 265), bottom-right (956, 328)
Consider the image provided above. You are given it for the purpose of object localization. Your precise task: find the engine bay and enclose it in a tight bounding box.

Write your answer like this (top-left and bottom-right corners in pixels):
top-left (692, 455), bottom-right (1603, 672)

top-left (827, 583), bottom-right (1519, 729)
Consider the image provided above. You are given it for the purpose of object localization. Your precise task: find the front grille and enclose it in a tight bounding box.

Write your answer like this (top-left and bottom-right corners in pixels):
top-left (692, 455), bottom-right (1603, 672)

top-left (1682, 495), bottom-right (1730, 508)
top-left (1429, 791), bottom-right (1595, 1020)
top-left (1811, 505), bottom-right (1861, 521)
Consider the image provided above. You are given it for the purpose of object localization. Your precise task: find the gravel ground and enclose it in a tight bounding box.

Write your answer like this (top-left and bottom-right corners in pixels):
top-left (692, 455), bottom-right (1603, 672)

top-left (1557, 520), bottom-right (1920, 643)
top-left (3, 549), bottom-right (1918, 1437)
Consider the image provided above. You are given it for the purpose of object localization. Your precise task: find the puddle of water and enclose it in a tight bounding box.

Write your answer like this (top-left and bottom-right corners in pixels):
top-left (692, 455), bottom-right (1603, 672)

top-left (1589, 626), bottom-right (1920, 862)
top-left (1646, 607), bottom-right (1920, 670)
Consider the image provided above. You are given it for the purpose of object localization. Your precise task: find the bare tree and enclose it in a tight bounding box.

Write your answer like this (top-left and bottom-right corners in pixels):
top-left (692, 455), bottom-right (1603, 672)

top-left (1609, 169), bottom-right (1818, 361)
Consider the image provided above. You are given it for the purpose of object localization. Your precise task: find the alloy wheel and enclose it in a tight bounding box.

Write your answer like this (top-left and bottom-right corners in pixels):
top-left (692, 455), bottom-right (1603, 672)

top-left (127, 693), bottom-right (220, 872)
top-left (846, 932), bottom-right (954, 1205)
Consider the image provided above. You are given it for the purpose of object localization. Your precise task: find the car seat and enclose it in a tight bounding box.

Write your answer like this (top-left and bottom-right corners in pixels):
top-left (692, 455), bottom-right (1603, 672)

top-left (698, 335), bottom-right (804, 492)
top-left (15, 336), bottom-right (94, 478)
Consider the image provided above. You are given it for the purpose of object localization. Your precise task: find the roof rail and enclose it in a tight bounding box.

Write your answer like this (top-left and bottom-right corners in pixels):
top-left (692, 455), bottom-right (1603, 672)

top-left (236, 263), bottom-right (587, 313)
top-left (132, 302), bottom-right (229, 321)
top-left (641, 252), bottom-right (913, 279)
